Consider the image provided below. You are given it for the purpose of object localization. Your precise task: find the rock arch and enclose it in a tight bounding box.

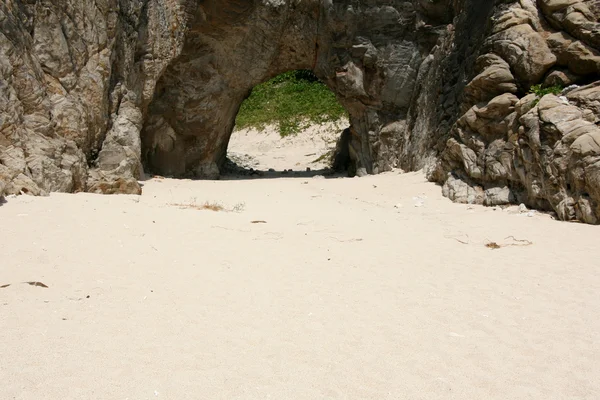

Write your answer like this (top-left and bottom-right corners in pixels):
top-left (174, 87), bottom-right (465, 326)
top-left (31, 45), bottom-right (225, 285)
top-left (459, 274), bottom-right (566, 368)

top-left (140, 0), bottom-right (443, 179)
top-left (1, 0), bottom-right (599, 223)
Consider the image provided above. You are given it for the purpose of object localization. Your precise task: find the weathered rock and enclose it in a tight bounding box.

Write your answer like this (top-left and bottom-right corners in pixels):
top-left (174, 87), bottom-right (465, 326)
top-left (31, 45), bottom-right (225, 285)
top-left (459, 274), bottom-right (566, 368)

top-left (432, 1), bottom-right (600, 223)
top-left (442, 174), bottom-right (484, 205)
top-left (567, 82), bottom-right (600, 117)
top-left (0, 0), bottom-right (599, 223)
top-left (547, 31), bottom-right (600, 75)
top-left (462, 93), bottom-right (519, 138)
top-left (0, 164), bottom-right (14, 198)
top-left (484, 186), bottom-right (515, 206)
top-left (539, 0), bottom-right (600, 49)
top-left (141, 0), bottom-right (443, 178)
top-left (464, 54), bottom-right (518, 106)
top-left (543, 68), bottom-right (582, 87)
top-left (486, 23), bottom-right (556, 87)
top-left (4, 173), bottom-right (47, 196)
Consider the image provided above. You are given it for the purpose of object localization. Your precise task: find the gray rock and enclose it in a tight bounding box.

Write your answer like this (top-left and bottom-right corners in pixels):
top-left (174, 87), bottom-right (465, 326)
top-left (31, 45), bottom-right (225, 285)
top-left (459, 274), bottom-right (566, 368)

top-left (567, 82), bottom-right (600, 117)
top-left (484, 187), bottom-right (514, 206)
top-left (464, 54), bottom-right (518, 106)
top-left (355, 168), bottom-right (369, 178)
top-left (442, 175), bottom-right (485, 205)
top-left (0, 0), bottom-right (598, 223)
top-left (543, 69), bottom-right (583, 87)
top-left (487, 23), bottom-right (556, 87)
top-left (434, 1), bottom-right (600, 223)
top-left (547, 31), bottom-right (600, 75)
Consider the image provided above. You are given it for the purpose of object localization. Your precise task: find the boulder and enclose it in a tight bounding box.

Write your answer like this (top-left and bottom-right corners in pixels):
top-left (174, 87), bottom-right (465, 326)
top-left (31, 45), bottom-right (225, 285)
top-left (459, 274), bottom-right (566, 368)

top-left (484, 186), bottom-right (515, 206)
top-left (543, 68), bottom-right (582, 87)
top-left (442, 174), bottom-right (485, 205)
top-left (567, 82), bottom-right (600, 117)
top-left (539, 0), bottom-right (600, 49)
top-left (487, 23), bottom-right (556, 86)
top-left (464, 54), bottom-right (518, 106)
top-left (547, 31), bottom-right (600, 75)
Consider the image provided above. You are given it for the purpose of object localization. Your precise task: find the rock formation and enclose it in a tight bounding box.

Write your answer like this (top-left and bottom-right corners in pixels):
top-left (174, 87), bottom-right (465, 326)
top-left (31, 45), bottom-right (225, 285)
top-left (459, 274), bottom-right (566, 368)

top-left (0, 0), bottom-right (599, 223)
top-left (429, 0), bottom-right (600, 224)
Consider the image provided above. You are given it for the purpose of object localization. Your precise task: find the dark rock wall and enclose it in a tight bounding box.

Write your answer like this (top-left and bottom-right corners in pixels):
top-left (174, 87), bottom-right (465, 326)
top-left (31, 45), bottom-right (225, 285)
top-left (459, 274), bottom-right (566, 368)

top-left (143, 1), bottom-right (320, 178)
top-left (1, 0), bottom-right (599, 223)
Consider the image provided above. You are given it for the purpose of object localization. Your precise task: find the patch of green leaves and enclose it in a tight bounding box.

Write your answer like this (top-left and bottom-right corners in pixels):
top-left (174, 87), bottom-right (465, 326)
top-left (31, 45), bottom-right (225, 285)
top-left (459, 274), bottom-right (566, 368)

top-left (529, 84), bottom-right (563, 98)
top-left (235, 70), bottom-right (348, 137)
top-left (528, 84), bottom-right (564, 106)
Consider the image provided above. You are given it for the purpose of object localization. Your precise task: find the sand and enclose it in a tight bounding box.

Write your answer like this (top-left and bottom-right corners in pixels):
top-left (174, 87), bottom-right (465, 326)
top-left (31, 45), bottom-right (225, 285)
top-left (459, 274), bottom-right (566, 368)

top-left (1, 125), bottom-right (599, 399)
top-left (227, 120), bottom-right (347, 172)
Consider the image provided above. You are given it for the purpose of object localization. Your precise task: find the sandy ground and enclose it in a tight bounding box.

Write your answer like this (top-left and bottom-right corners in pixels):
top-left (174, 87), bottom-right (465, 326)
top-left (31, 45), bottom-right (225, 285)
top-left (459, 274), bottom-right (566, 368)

top-left (1, 127), bottom-right (600, 399)
top-left (227, 120), bottom-right (347, 172)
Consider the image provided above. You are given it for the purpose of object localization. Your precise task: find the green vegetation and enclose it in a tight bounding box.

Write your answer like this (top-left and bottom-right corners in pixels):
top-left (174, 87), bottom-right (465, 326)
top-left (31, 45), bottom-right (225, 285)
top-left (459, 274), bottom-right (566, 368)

top-left (235, 70), bottom-right (348, 137)
top-left (529, 84), bottom-right (563, 98)
top-left (528, 84), bottom-right (563, 106)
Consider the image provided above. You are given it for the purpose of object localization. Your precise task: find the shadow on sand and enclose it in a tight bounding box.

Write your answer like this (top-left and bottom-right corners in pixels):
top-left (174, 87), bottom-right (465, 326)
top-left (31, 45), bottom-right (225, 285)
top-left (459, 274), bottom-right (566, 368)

top-left (220, 165), bottom-right (348, 180)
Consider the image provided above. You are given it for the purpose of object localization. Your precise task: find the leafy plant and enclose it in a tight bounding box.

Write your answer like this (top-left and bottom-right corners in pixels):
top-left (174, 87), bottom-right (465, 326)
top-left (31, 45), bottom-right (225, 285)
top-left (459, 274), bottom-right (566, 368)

top-left (529, 84), bottom-right (563, 98)
top-left (528, 84), bottom-right (563, 106)
top-left (235, 70), bottom-right (348, 137)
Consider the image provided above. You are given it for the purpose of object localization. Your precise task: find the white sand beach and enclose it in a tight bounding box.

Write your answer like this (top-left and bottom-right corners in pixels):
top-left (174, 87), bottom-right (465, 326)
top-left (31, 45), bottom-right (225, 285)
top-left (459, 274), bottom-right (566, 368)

top-left (227, 121), bottom-right (346, 172)
top-left (1, 125), bottom-right (599, 399)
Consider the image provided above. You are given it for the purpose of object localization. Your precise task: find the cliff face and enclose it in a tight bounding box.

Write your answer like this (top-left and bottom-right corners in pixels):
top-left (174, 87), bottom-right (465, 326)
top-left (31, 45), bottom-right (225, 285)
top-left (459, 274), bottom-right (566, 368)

top-left (1, 0), bottom-right (599, 223)
top-left (430, 0), bottom-right (600, 224)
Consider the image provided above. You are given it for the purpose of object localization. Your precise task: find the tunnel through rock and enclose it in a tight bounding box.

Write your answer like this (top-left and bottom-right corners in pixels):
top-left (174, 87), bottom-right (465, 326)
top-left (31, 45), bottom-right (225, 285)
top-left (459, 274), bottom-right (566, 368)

top-left (139, 0), bottom-right (427, 181)
top-left (224, 69), bottom-right (350, 177)
top-left (141, 1), bottom-right (325, 179)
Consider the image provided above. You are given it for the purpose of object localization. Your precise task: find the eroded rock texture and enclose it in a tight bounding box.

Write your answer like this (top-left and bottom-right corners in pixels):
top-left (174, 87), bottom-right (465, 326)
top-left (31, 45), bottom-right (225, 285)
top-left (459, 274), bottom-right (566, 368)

top-left (1, 0), bottom-right (599, 223)
top-left (429, 0), bottom-right (600, 224)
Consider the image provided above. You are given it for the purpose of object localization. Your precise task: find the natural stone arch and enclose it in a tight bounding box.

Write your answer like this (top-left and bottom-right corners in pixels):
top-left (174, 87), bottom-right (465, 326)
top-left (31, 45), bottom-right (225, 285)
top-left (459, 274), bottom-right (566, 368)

top-left (6, 1), bottom-right (598, 223)
top-left (140, 0), bottom-right (443, 179)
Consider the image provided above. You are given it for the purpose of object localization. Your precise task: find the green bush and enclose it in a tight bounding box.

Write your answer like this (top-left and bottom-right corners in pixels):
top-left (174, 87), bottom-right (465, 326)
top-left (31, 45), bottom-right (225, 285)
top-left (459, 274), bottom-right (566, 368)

top-left (235, 70), bottom-right (347, 137)
top-left (529, 84), bottom-right (563, 98)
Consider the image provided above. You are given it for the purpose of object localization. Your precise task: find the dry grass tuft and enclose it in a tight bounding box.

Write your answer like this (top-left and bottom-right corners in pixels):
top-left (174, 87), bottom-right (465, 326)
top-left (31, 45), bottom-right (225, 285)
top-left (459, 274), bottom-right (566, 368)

top-left (170, 200), bottom-right (245, 213)
top-left (200, 202), bottom-right (225, 212)
top-left (485, 242), bottom-right (502, 250)
top-left (172, 201), bottom-right (225, 212)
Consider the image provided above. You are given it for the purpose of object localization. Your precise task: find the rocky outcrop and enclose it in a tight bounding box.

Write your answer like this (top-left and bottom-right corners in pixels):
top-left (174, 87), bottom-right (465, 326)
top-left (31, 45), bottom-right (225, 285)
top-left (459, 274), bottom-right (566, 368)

top-left (141, 0), bottom-right (452, 178)
top-left (430, 0), bottom-right (600, 224)
top-left (0, 0), bottom-right (186, 196)
top-left (1, 0), bottom-right (599, 223)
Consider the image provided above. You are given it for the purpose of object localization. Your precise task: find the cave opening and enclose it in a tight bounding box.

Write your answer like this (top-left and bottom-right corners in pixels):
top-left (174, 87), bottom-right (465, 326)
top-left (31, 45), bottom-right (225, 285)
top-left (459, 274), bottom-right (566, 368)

top-left (222, 70), bottom-right (352, 179)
